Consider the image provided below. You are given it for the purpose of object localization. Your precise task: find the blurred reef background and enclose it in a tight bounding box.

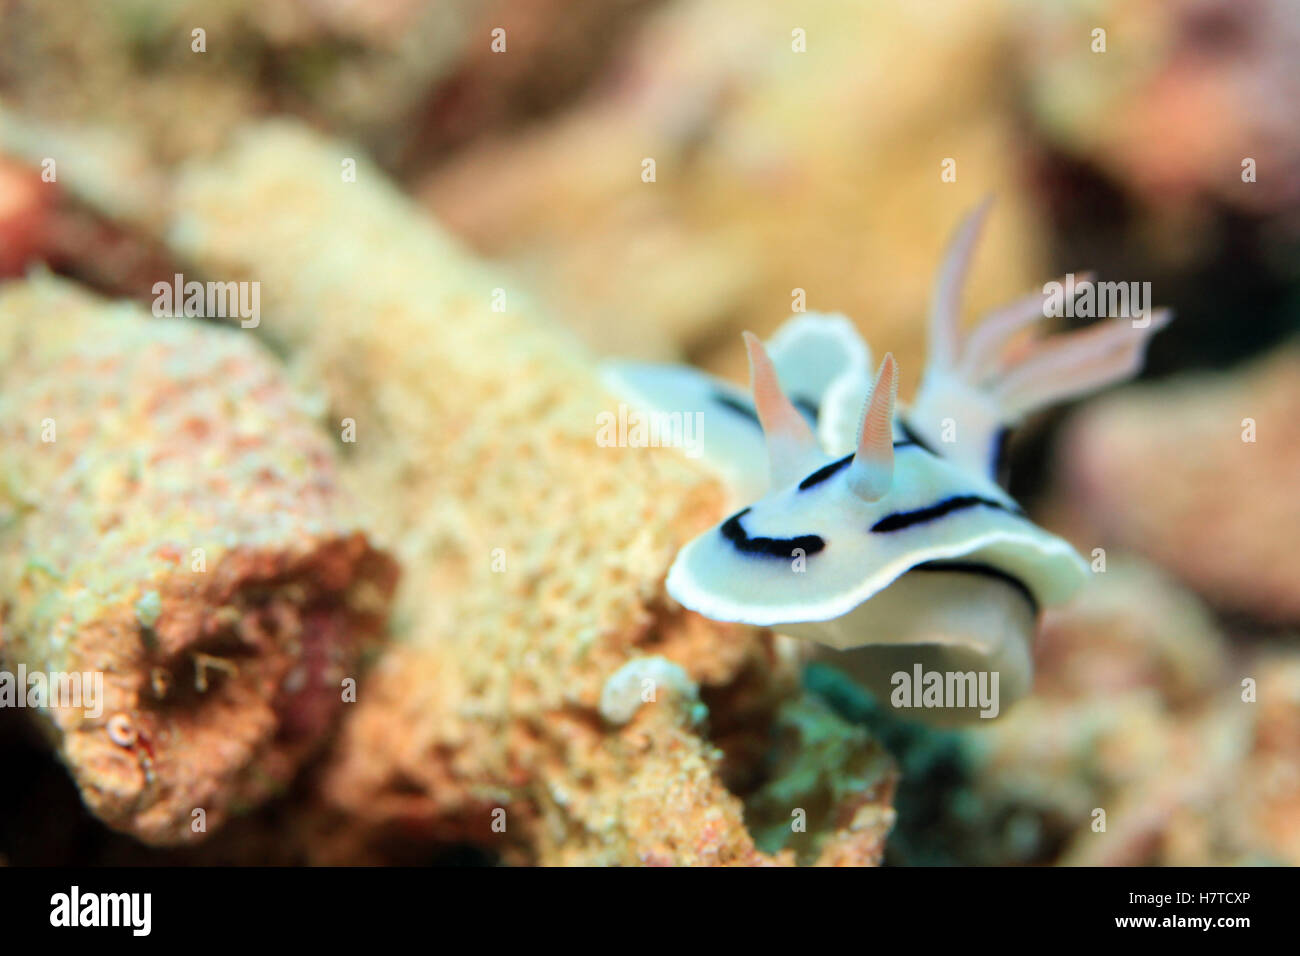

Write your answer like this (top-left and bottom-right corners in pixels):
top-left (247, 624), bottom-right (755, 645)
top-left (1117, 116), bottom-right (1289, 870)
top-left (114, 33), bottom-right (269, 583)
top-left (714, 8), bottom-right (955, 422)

top-left (0, 0), bottom-right (1297, 865)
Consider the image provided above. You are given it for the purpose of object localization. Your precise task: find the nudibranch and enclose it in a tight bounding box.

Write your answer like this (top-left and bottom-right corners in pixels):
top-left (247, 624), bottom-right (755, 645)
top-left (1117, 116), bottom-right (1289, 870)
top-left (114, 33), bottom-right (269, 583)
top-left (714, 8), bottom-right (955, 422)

top-left (603, 203), bottom-right (1170, 723)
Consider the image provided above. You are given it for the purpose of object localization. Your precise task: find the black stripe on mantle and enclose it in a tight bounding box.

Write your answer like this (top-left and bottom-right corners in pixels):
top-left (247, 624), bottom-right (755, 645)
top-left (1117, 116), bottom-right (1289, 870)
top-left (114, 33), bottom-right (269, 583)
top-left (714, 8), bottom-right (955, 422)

top-left (870, 495), bottom-right (1025, 533)
top-left (909, 560), bottom-right (1038, 612)
top-left (720, 507), bottom-right (825, 558)
top-left (796, 439), bottom-right (926, 492)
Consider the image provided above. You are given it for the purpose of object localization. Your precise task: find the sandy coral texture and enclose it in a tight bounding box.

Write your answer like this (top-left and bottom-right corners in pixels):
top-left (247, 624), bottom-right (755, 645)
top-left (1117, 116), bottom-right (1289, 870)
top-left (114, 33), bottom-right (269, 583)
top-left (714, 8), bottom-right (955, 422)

top-left (0, 276), bottom-right (397, 844)
top-left (164, 121), bottom-right (896, 865)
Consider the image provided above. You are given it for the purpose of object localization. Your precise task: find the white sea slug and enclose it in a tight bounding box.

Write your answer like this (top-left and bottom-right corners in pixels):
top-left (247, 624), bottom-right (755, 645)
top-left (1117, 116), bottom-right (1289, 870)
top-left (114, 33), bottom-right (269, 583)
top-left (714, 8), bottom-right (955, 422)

top-left (603, 203), bottom-right (1170, 724)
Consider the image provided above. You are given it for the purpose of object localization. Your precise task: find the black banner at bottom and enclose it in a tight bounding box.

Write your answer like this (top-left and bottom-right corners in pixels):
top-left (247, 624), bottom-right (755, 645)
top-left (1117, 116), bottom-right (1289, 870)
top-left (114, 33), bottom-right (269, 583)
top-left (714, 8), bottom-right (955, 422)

top-left (0, 864), bottom-right (1280, 943)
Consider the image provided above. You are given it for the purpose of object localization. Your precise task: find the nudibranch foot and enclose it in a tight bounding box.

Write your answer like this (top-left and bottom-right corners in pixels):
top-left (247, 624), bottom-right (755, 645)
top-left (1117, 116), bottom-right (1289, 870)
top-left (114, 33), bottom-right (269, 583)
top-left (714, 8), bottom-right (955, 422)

top-left (794, 568), bottom-right (1036, 726)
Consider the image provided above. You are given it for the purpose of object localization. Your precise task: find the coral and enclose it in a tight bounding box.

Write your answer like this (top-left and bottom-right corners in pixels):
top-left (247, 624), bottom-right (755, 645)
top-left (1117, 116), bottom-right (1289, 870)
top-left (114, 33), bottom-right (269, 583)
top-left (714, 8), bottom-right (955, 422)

top-left (745, 696), bottom-right (896, 865)
top-left (1031, 558), bottom-right (1227, 706)
top-left (0, 0), bottom-right (1294, 872)
top-left (418, 0), bottom-right (1051, 379)
top-left (160, 120), bottom-right (896, 865)
top-left (518, 675), bottom-right (886, 867)
top-left (0, 276), bottom-right (397, 844)
top-left (1233, 655), bottom-right (1300, 864)
top-left (0, 0), bottom-right (657, 175)
top-left (1013, 0), bottom-right (1300, 218)
top-left (1058, 348), bottom-right (1300, 623)
top-left (0, 0), bottom-right (469, 166)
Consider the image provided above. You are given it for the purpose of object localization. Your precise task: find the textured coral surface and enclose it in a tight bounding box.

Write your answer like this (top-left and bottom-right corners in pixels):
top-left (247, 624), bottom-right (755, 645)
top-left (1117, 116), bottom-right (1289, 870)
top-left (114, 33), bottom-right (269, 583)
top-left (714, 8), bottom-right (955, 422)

top-left (0, 277), bottom-right (396, 844)
top-left (160, 122), bottom-right (895, 864)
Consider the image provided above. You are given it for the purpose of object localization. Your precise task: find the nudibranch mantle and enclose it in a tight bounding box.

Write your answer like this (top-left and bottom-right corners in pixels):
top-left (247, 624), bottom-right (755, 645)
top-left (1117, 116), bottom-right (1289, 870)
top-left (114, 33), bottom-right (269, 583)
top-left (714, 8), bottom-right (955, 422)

top-left (602, 203), bottom-right (1170, 721)
top-left (665, 438), bottom-right (1086, 632)
top-left (603, 313), bottom-right (871, 503)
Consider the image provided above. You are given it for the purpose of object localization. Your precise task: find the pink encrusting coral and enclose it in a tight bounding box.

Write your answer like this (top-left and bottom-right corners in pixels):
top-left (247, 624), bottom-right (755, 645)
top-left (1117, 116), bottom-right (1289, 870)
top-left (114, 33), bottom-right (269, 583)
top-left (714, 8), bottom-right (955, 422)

top-left (0, 276), bottom-right (398, 844)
